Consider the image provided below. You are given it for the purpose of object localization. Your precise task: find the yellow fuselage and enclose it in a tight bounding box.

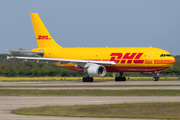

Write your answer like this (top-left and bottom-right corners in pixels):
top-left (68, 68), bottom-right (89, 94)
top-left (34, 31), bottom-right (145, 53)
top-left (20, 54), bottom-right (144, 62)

top-left (33, 47), bottom-right (175, 73)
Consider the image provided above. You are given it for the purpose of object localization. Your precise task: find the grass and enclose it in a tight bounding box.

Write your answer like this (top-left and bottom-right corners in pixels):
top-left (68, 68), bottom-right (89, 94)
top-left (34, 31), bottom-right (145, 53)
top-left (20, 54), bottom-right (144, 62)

top-left (12, 102), bottom-right (180, 119)
top-left (1, 84), bottom-right (180, 88)
top-left (0, 85), bottom-right (180, 89)
top-left (1, 89), bottom-right (180, 96)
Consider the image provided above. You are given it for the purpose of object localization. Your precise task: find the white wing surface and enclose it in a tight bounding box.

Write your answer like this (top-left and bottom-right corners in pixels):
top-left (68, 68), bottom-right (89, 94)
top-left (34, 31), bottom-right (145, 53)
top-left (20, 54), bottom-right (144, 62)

top-left (7, 56), bottom-right (116, 66)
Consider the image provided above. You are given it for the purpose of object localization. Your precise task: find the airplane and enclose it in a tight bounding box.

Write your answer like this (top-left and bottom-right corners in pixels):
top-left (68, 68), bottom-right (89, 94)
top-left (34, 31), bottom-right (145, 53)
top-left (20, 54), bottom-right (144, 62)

top-left (7, 13), bottom-right (175, 82)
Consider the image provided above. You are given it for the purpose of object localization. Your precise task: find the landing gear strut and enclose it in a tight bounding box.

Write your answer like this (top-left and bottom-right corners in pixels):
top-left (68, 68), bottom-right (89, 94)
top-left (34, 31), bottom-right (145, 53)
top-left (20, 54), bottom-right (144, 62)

top-left (82, 76), bottom-right (93, 82)
top-left (153, 72), bottom-right (159, 81)
top-left (115, 72), bottom-right (126, 81)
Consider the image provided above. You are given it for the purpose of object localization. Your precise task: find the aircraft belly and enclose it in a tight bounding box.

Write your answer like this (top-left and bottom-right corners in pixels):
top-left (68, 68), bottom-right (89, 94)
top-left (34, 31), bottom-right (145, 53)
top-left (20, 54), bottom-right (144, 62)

top-left (105, 66), bottom-right (169, 72)
top-left (54, 60), bottom-right (172, 73)
top-left (58, 65), bottom-right (169, 73)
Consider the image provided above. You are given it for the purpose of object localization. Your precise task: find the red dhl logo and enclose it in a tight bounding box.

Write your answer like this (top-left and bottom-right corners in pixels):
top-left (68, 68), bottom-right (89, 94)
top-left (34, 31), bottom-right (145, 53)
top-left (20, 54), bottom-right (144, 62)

top-left (36, 35), bottom-right (51, 40)
top-left (110, 53), bottom-right (144, 64)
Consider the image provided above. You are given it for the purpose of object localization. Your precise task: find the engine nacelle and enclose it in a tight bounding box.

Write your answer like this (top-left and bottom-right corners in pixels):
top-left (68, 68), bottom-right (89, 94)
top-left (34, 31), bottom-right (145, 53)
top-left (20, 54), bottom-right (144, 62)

top-left (86, 64), bottom-right (106, 77)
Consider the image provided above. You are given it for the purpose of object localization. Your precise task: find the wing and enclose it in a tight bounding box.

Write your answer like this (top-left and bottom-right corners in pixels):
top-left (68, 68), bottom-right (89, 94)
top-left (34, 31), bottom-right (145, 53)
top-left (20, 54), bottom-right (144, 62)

top-left (7, 56), bottom-right (116, 66)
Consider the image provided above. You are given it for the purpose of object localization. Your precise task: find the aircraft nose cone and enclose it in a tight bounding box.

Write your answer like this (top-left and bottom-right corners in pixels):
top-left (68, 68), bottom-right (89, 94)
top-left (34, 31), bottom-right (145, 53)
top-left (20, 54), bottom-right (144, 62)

top-left (172, 57), bottom-right (176, 64)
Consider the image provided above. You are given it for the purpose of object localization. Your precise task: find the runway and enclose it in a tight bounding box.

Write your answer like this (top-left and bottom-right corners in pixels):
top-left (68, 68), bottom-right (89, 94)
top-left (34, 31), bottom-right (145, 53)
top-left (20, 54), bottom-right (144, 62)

top-left (1, 86), bottom-right (180, 90)
top-left (1, 81), bottom-right (180, 86)
top-left (1, 81), bottom-right (180, 90)
top-left (0, 81), bottom-right (180, 120)
top-left (0, 96), bottom-right (180, 120)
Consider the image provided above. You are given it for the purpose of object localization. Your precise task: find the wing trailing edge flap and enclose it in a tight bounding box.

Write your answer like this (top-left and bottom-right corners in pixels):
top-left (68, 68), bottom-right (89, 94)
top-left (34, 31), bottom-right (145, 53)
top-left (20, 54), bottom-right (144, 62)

top-left (7, 56), bottom-right (116, 66)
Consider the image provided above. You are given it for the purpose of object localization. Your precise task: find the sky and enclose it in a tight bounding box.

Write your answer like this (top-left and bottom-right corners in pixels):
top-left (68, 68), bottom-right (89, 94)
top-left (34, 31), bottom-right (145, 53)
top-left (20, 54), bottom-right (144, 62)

top-left (0, 0), bottom-right (180, 55)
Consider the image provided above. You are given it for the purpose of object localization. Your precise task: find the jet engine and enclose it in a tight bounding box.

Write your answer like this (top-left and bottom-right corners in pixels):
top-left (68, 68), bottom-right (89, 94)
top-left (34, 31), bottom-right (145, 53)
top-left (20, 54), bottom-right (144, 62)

top-left (86, 64), bottom-right (106, 77)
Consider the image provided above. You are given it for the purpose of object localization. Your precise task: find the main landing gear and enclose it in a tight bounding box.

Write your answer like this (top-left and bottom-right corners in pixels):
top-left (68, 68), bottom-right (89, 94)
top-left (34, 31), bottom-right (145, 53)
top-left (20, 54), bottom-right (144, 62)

top-left (115, 72), bottom-right (126, 81)
top-left (82, 76), bottom-right (94, 82)
top-left (153, 72), bottom-right (159, 81)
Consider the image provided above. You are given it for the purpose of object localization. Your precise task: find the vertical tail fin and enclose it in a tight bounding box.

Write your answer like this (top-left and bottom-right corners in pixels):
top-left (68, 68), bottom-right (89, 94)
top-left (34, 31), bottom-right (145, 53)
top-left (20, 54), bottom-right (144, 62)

top-left (30, 13), bottom-right (62, 48)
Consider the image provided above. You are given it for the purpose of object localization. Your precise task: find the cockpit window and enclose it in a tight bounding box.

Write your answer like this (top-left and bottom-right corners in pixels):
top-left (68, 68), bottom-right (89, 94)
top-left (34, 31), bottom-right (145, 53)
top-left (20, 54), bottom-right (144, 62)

top-left (160, 54), bottom-right (172, 57)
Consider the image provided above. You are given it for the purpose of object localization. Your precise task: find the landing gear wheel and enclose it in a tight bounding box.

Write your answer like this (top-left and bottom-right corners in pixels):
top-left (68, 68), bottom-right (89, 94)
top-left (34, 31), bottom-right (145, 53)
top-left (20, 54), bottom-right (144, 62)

top-left (115, 72), bottom-right (126, 82)
top-left (82, 77), bottom-right (87, 82)
top-left (153, 77), bottom-right (159, 81)
top-left (115, 76), bottom-right (126, 81)
top-left (115, 77), bottom-right (119, 81)
top-left (122, 77), bottom-right (126, 81)
top-left (89, 77), bottom-right (93, 82)
top-left (153, 71), bottom-right (160, 81)
top-left (82, 77), bottom-right (94, 82)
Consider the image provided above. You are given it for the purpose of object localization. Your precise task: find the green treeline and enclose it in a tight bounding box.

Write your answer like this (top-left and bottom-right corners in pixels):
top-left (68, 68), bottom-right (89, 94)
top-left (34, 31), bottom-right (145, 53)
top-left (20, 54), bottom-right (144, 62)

top-left (0, 54), bottom-right (85, 77)
top-left (0, 54), bottom-right (179, 77)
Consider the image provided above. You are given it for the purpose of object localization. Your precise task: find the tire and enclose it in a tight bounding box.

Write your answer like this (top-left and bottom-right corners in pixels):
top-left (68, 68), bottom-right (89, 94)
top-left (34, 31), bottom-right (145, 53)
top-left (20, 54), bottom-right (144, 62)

top-left (153, 77), bottom-right (159, 81)
top-left (82, 77), bottom-right (87, 82)
top-left (90, 77), bottom-right (93, 82)
top-left (122, 77), bottom-right (126, 81)
top-left (115, 77), bottom-right (119, 81)
top-left (87, 77), bottom-right (90, 82)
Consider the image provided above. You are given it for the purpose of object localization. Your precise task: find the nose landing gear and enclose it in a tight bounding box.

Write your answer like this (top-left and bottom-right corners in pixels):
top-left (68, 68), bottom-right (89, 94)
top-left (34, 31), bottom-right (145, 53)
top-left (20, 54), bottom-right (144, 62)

top-left (153, 72), bottom-right (159, 81)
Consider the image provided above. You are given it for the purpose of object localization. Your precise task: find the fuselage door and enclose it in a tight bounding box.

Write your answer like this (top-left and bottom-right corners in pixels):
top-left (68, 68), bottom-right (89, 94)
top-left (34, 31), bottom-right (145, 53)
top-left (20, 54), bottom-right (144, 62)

top-left (147, 51), bottom-right (154, 61)
top-left (146, 51), bottom-right (154, 65)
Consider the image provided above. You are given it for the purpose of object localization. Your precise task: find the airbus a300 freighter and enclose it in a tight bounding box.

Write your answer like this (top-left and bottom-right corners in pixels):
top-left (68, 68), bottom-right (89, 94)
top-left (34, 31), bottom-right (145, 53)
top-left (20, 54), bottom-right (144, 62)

top-left (7, 13), bottom-right (175, 82)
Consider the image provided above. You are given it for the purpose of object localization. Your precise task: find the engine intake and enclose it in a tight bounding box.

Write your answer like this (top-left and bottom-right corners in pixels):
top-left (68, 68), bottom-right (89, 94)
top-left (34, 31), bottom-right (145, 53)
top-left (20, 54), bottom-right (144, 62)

top-left (86, 64), bottom-right (106, 77)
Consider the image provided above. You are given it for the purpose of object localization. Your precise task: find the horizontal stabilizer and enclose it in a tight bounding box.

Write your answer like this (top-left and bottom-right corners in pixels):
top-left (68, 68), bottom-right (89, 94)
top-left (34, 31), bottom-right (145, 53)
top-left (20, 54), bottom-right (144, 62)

top-left (7, 56), bottom-right (15, 60)
top-left (6, 49), bottom-right (44, 54)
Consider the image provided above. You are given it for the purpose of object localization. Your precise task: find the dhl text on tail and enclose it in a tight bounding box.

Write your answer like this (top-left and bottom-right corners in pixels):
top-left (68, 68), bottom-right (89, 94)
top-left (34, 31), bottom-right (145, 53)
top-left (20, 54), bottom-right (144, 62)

top-left (7, 13), bottom-right (175, 82)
